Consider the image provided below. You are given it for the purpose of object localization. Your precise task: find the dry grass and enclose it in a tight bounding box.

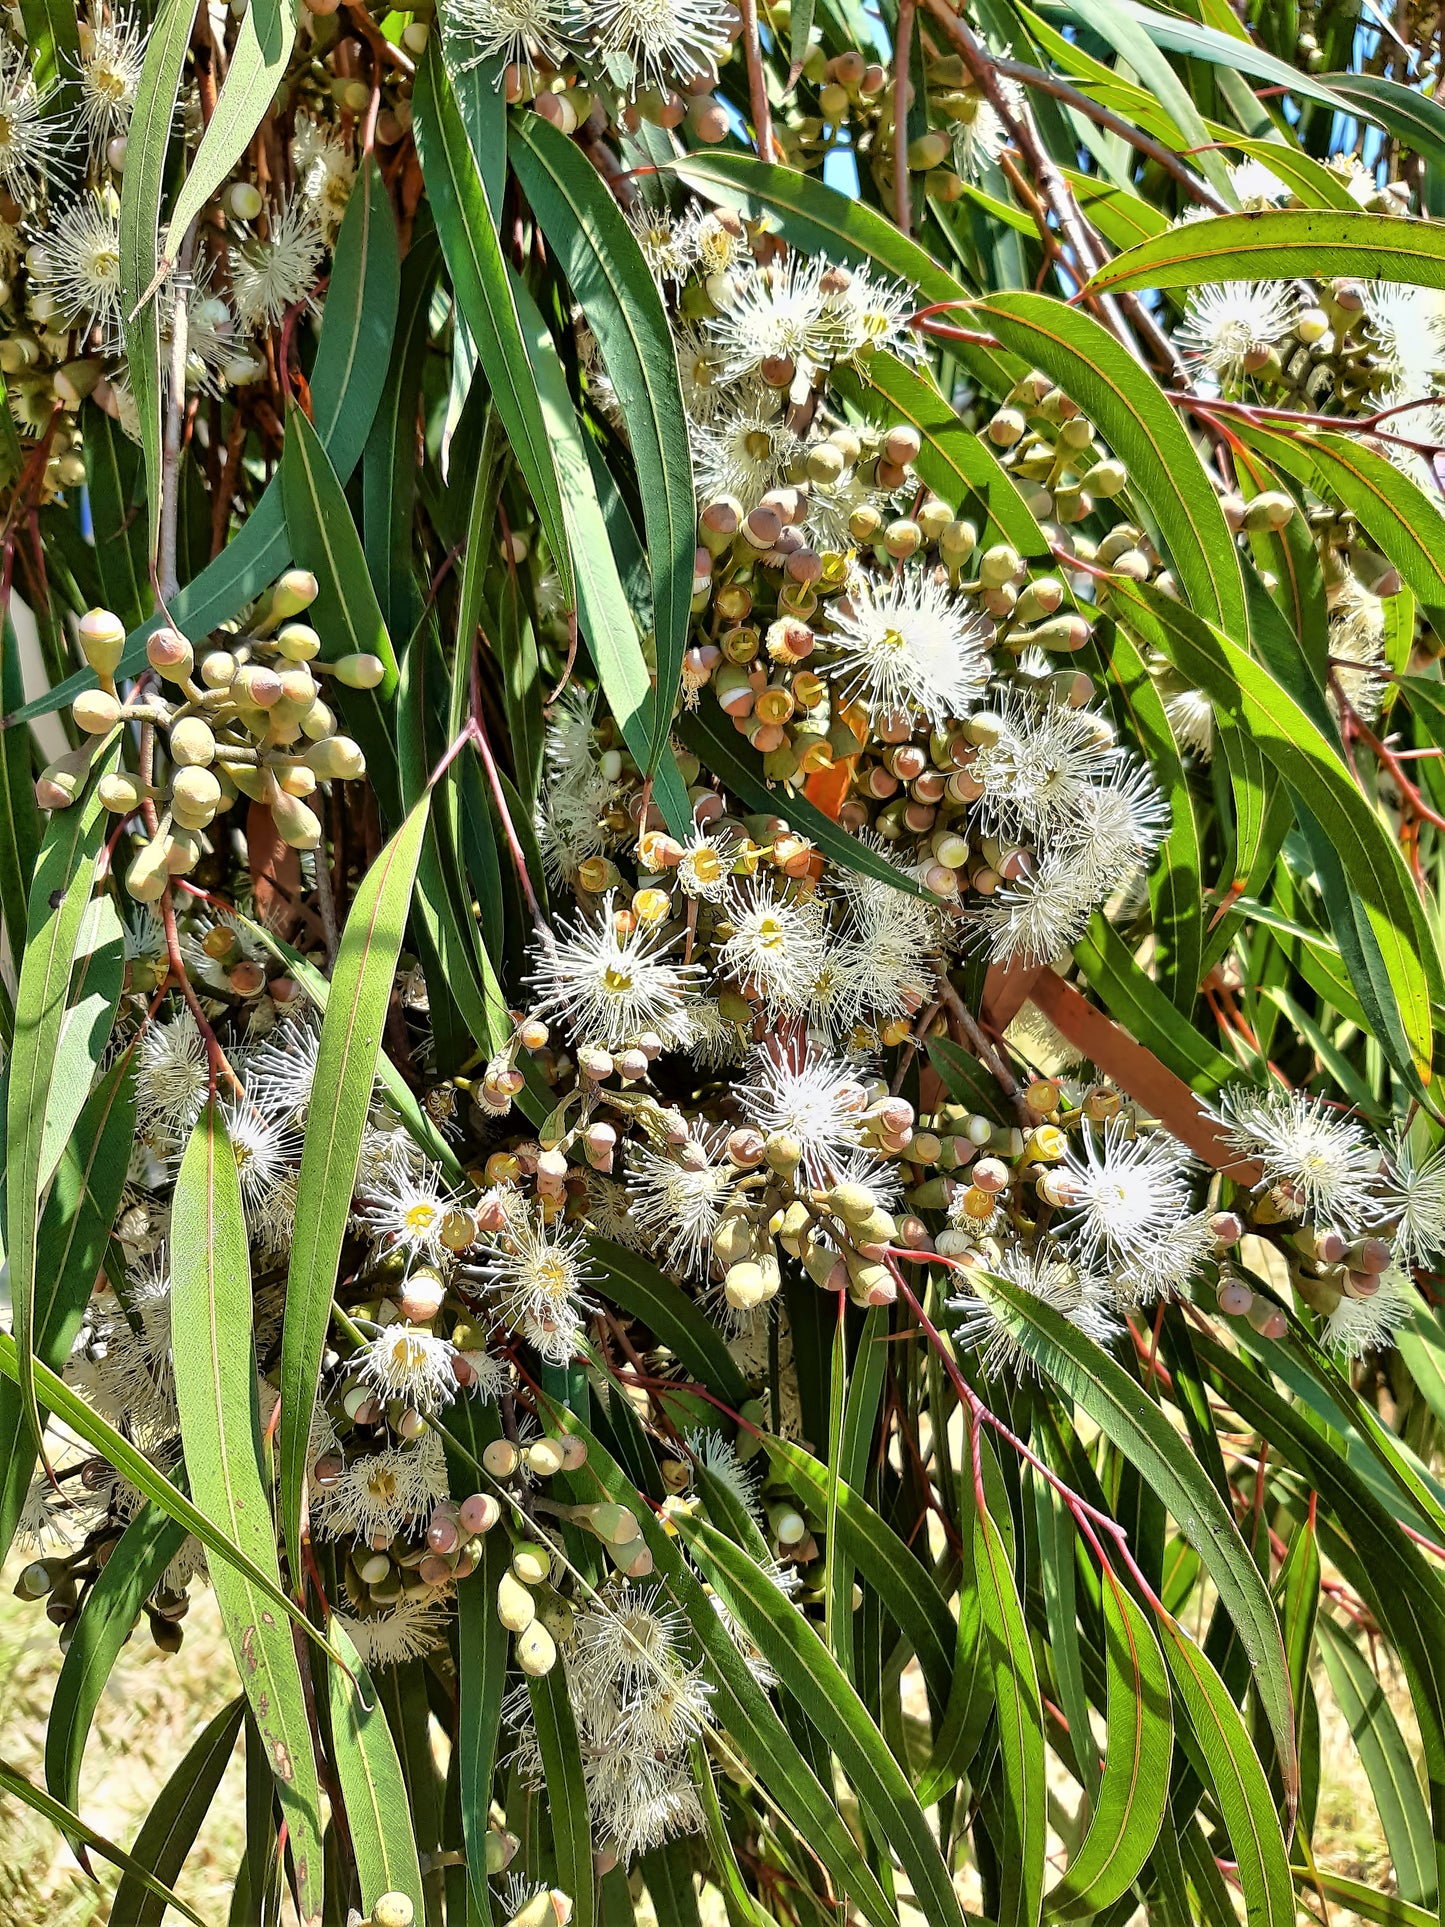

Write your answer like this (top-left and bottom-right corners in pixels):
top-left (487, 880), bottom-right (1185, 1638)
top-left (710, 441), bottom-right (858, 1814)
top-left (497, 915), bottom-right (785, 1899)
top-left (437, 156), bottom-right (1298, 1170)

top-left (0, 1565), bottom-right (249, 1926)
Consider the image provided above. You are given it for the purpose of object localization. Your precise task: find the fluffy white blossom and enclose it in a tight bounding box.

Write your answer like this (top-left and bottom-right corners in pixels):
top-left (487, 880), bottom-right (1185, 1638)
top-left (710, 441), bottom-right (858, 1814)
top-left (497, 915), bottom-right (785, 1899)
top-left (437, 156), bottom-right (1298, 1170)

top-left (231, 197), bottom-right (326, 330)
top-left (718, 880), bottom-right (829, 1021)
top-left (75, 5), bottom-right (144, 153)
top-left (738, 1043), bottom-right (869, 1187)
top-left (592, 0), bottom-right (732, 92)
top-left (628, 1131), bottom-right (737, 1280)
top-left (1214, 1085), bottom-right (1384, 1232)
top-left (1174, 281), bottom-right (1298, 385)
top-left (825, 567), bottom-right (992, 728)
top-left (355, 1325), bottom-right (461, 1416)
top-left (479, 1210), bottom-right (595, 1362)
top-left (528, 893), bottom-right (702, 1049)
top-left (1381, 1135), bottom-right (1445, 1269)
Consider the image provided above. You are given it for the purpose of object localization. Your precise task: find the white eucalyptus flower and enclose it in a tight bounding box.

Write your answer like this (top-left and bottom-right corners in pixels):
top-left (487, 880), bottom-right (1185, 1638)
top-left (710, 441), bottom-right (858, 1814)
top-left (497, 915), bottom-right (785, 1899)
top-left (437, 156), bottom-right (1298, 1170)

top-left (824, 567), bottom-right (991, 729)
top-left (230, 197), bottom-right (327, 330)
top-left (528, 893), bottom-right (702, 1049)
top-left (1174, 280), bottom-right (1298, 385)
top-left (738, 1043), bottom-right (869, 1187)
top-left (1214, 1085), bottom-right (1384, 1232)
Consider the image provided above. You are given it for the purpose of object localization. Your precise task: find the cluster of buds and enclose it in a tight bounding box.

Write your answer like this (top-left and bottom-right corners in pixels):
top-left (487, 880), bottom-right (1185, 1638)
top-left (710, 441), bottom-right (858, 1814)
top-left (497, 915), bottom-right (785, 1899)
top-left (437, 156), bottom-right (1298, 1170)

top-left (483, 4), bottom-right (745, 147)
top-left (38, 573), bottom-right (380, 901)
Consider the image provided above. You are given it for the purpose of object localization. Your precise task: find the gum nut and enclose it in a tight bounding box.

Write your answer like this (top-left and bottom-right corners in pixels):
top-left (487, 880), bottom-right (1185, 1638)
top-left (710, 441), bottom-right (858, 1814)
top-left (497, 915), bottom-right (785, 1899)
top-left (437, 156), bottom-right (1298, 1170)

top-left (482, 1438), bottom-right (519, 1477)
top-left (374, 1898), bottom-right (416, 1927)
top-left (1217, 1281), bottom-right (1253, 1317)
top-left (526, 1436), bottom-right (567, 1477)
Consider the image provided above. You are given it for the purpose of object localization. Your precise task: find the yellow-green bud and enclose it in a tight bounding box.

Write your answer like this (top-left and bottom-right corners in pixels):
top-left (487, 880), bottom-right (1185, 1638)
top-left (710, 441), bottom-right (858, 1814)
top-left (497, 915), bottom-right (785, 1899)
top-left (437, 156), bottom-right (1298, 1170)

top-left (276, 622), bottom-right (321, 662)
top-left (497, 1570), bottom-right (536, 1632)
top-left (78, 608), bottom-right (126, 678)
top-left (98, 772), bottom-right (144, 813)
top-left (270, 791), bottom-right (323, 850)
top-left (305, 735), bottom-right (366, 781)
top-left (514, 1619), bottom-right (558, 1676)
top-left (333, 652), bottom-right (386, 689)
top-left (169, 716), bottom-right (216, 767)
top-left (72, 689), bottom-right (120, 734)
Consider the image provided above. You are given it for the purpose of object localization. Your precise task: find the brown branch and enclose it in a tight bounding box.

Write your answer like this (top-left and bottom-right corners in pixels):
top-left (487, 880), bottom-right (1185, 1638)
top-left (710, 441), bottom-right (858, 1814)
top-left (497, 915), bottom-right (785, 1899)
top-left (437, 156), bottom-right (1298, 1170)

top-left (894, 0), bottom-right (916, 237)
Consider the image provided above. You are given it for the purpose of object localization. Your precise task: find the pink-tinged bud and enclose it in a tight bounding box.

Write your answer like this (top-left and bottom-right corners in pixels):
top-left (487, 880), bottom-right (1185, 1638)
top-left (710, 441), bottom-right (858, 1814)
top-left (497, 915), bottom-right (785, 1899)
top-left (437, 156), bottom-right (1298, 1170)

top-left (578, 1047), bottom-right (614, 1082)
top-left (971, 1157), bottom-right (1009, 1194)
top-left (616, 1048), bottom-right (648, 1082)
top-left (146, 626), bottom-right (193, 678)
top-left (475, 1194), bottom-right (509, 1233)
top-left (1353, 1236), bottom-right (1392, 1275)
top-left (1344, 1269), bottom-right (1381, 1300)
top-left (1209, 1210), bottom-right (1244, 1246)
top-left (248, 667), bottom-right (283, 708)
top-left (728, 1128), bottom-right (766, 1168)
top-left (1217, 1281), bottom-right (1253, 1317)
top-left (861, 1274), bottom-right (897, 1306)
top-left (419, 1553), bottom-right (454, 1586)
top-left (427, 1514), bottom-right (460, 1556)
top-left (458, 1493), bottom-right (500, 1535)
top-left (584, 1123), bottom-right (617, 1171)
top-left (1313, 1228), bottom-right (1347, 1264)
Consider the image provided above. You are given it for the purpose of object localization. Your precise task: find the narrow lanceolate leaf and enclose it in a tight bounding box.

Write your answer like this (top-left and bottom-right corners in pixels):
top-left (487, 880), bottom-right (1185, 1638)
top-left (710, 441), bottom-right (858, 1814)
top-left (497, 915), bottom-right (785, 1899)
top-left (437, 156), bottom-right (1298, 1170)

top-left (678, 1515), bottom-right (968, 1927)
top-left (970, 293), bottom-right (1246, 631)
top-left (972, 1467), bottom-right (1046, 1927)
top-left (46, 1502), bottom-right (186, 1818)
top-left (281, 404), bottom-right (403, 825)
top-left (117, 0), bottom-right (195, 554)
top-left (6, 747), bottom-right (116, 1462)
top-left (162, 0), bottom-right (298, 260)
top-left (510, 115), bottom-right (696, 772)
top-left (1049, 1572), bottom-right (1172, 1918)
top-left (1111, 577), bottom-right (1444, 1084)
top-left (1322, 73), bottom-right (1445, 178)
top-left (0, 619), bottom-right (39, 969)
top-left (171, 1103), bottom-right (326, 1927)
top-left (326, 1625), bottom-right (426, 1921)
top-left (1317, 1616), bottom-right (1437, 1907)
top-left (979, 1270), bottom-right (1297, 1807)
top-left (1160, 1622), bottom-right (1295, 1927)
top-left (1088, 209), bottom-right (1445, 298)
top-left (37, 893), bottom-right (125, 1191)
top-left (672, 151), bottom-right (975, 308)
top-left (0, 1053), bottom-right (136, 1565)
top-left (529, 1666), bottom-right (598, 1927)
top-left (412, 45), bottom-right (571, 603)
top-left (589, 1238), bottom-right (750, 1407)
top-left (82, 405), bottom-right (150, 630)
top-left (0, 1756), bottom-right (208, 1927)
top-left (108, 1698), bottom-right (247, 1927)
top-left (279, 797), bottom-right (430, 1585)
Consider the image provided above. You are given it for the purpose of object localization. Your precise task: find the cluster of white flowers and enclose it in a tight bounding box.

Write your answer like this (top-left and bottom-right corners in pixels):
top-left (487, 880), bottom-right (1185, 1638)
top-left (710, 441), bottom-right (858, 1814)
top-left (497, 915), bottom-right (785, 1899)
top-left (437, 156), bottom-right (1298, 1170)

top-left (0, 8), bottom-right (353, 493)
top-left (444, 0), bottom-right (739, 94)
